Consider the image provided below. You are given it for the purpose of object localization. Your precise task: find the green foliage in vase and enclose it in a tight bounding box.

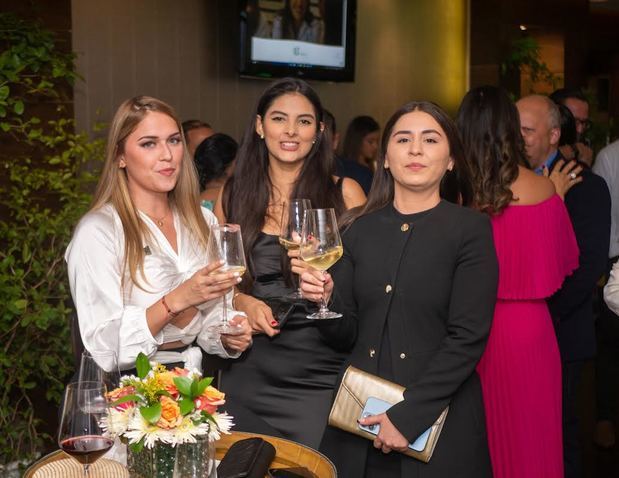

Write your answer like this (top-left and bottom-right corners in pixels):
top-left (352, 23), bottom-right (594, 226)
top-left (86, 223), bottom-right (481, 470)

top-left (0, 13), bottom-right (104, 465)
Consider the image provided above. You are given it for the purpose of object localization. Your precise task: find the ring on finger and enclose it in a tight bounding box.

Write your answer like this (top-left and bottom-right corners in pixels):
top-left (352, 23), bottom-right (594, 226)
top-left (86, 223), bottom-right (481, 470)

top-left (569, 172), bottom-right (577, 180)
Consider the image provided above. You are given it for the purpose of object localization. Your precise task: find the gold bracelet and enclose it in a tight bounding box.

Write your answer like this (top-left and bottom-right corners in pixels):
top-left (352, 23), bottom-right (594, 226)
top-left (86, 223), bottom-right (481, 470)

top-left (232, 291), bottom-right (243, 309)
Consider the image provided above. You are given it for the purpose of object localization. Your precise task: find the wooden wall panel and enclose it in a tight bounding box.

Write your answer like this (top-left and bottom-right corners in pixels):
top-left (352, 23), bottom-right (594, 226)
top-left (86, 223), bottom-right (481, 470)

top-left (72, 0), bottom-right (469, 139)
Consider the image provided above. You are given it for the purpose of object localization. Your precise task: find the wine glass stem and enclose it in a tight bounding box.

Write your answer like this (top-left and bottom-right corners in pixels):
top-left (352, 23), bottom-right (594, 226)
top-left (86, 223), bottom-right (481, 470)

top-left (319, 271), bottom-right (329, 313)
top-left (294, 274), bottom-right (303, 297)
top-left (222, 294), bottom-right (228, 325)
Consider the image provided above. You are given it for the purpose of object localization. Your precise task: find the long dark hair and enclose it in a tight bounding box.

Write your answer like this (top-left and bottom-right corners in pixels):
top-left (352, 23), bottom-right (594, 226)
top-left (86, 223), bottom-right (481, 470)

top-left (341, 115), bottom-right (379, 163)
top-left (222, 77), bottom-right (344, 290)
top-left (194, 133), bottom-right (238, 190)
top-left (342, 101), bottom-right (471, 227)
top-left (455, 86), bottom-right (527, 215)
top-left (280, 0), bottom-right (315, 39)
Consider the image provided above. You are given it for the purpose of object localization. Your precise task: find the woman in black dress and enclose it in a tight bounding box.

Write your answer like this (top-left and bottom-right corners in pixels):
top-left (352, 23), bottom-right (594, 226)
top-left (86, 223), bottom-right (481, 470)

top-left (302, 101), bottom-right (498, 477)
top-left (214, 78), bottom-right (365, 448)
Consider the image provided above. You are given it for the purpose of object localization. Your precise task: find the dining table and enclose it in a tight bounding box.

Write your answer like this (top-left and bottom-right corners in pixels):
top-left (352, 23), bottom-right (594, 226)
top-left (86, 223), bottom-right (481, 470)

top-left (23, 430), bottom-right (337, 477)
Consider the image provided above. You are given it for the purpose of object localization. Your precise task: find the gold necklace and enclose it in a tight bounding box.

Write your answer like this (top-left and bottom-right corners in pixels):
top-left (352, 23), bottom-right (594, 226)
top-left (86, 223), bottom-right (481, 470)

top-left (145, 210), bottom-right (170, 228)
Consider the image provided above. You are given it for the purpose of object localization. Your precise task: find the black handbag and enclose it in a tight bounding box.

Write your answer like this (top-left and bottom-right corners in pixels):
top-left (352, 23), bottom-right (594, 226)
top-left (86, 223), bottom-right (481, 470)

top-left (217, 437), bottom-right (276, 478)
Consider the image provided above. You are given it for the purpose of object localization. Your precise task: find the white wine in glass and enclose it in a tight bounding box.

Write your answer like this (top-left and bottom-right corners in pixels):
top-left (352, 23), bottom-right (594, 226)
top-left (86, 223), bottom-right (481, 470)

top-left (208, 223), bottom-right (247, 335)
top-left (300, 208), bottom-right (343, 319)
top-left (279, 198), bottom-right (311, 299)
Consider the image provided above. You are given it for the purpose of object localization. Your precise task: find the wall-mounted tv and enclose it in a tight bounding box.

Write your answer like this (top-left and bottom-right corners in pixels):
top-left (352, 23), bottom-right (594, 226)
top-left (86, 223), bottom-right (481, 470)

top-left (239, 0), bottom-right (357, 82)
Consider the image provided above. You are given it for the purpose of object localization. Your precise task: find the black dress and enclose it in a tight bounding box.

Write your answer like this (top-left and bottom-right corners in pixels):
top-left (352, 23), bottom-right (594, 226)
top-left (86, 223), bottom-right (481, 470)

top-left (219, 233), bottom-right (349, 449)
top-left (319, 201), bottom-right (498, 478)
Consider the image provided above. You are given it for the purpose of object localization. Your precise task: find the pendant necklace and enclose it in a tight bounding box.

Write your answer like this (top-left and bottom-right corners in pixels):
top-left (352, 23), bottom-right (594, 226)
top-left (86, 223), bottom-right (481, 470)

top-left (146, 210), bottom-right (169, 228)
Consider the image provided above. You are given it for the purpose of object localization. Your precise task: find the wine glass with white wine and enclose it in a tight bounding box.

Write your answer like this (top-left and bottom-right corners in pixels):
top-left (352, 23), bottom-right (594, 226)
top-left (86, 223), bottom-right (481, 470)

top-left (279, 198), bottom-right (311, 300)
top-left (299, 208), bottom-right (343, 319)
top-left (208, 223), bottom-right (247, 334)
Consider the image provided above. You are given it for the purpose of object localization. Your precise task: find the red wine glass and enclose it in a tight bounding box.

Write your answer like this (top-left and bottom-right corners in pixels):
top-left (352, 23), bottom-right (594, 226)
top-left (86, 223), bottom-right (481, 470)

top-left (58, 381), bottom-right (113, 477)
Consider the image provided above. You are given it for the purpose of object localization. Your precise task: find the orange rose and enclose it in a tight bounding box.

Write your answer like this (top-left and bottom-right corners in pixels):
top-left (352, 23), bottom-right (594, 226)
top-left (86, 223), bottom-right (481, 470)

top-left (194, 386), bottom-right (226, 415)
top-left (107, 386), bottom-right (136, 410)
top-left (157, 371), bottom-right (180, 399)
top-left (171, 367), bottom-right (190, 376)
top-left (156, 396), bottom-right (182, 429)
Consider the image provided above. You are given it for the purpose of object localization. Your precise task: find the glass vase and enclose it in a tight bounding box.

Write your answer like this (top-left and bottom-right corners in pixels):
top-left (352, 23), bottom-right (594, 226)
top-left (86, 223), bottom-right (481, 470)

top-left (127, 435), bottom-right (216, 478)
top-left (174, 435), bottom-right (217, 478)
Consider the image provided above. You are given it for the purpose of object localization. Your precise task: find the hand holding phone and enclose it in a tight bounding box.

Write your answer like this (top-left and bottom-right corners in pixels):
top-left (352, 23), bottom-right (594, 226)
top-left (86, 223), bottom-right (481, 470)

top-left (358, 396), bottom-right (431, 452)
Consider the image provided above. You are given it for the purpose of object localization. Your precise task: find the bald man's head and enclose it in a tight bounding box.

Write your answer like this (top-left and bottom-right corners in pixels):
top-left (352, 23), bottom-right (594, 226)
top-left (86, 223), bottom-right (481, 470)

top-left (516, 95), bottom-right (561, 169)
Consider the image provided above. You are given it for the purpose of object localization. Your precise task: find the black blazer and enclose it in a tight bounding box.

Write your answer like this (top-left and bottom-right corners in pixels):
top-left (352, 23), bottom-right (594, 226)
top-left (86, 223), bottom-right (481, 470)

top-left (318, 201), bottom-right (498, 478)
top-left (548, 155), bottom-right (611, 362)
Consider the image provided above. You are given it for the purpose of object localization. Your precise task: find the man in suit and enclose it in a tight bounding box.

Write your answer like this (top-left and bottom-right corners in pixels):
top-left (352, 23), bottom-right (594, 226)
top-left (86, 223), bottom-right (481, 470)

top-left (517, 94), bottom-right (611, 478)
top-left (550, 88), bottom-right (594, 166)
top-left (592, 138), bottom-right (619, 448)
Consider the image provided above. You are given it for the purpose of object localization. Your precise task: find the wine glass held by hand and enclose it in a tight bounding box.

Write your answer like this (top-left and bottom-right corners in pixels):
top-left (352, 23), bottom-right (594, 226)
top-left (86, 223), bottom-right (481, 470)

top-left (299, 208), bottom-right (343, 319)
top-left (280, 198), bottom-right (311, 299)
top-left (58, 382), bottom-right (113, 477)
top-left (208, 223), bottom-right (248, 334)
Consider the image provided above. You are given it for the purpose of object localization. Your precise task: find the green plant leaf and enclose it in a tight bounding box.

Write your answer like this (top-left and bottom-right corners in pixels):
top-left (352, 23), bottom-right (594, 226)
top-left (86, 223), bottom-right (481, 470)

top-left (173, 376), bottom-right (192, 398)
top-left (129, 438), bottom-right (145, 453)
top-left (110, 394), bottom-right (140, 407)
top-left (179, 397), bottom-right (194, 416)
top-left (0, 85), bottom-right (8, 99)
top-left (155, 390), bottom-right (172, 398)
top-left (140, 402), bottom-right (162, 424)
top-left (13, 100), bottom-right (24, 115)
top-left (13, 299), bottom-right (27, 310)
top-left (195, 377), bottom-right (212, 397)
top-left (201, 410), bottom-right (216, 424)
top-left (135, 352), bottom-right (150, 379)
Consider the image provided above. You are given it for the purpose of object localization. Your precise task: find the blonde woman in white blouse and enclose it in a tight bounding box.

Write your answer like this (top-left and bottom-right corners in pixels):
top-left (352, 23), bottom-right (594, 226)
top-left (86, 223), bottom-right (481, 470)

top-left (65, 96), bottom-right (252, 372)
top-left (604, 259), bottom-right (619, 316)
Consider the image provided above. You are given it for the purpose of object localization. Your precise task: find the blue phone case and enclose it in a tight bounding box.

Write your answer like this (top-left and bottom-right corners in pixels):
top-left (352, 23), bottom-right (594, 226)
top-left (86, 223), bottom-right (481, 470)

top-left (358, 396), bottom-right (431, 452)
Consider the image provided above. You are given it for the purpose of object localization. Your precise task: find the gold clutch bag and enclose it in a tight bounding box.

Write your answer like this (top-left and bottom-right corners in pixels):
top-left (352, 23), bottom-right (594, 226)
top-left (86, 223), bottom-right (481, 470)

top-left (328, 365), bottom-right (449, 463)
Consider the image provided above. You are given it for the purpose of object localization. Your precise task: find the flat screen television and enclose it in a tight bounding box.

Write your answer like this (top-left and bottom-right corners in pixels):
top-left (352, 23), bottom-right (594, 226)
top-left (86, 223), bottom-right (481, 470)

top-left (239, 0), bottom-right (357, 82)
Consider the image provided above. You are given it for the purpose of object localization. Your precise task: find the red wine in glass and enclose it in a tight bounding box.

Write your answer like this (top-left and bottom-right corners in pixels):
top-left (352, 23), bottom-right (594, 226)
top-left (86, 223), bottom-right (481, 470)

top-left (60, 435), bottom-right (114, 465)
top-left (58, 382), bottom-right (112, 477)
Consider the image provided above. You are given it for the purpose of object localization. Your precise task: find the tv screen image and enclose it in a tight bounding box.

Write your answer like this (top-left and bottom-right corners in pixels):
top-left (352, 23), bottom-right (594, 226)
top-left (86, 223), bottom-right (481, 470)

top-left (240, 0), bottom-right (356, 82)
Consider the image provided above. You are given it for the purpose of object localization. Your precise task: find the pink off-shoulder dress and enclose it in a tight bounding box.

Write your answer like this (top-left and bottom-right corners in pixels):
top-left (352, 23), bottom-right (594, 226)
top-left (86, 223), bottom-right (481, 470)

top-left (476, 195), bottom-right (579, 478)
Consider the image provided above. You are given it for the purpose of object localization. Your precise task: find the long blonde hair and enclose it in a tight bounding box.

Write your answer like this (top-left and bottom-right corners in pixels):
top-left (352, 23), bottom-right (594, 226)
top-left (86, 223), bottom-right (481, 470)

top-left (90, 96), bottom-right (209, 288)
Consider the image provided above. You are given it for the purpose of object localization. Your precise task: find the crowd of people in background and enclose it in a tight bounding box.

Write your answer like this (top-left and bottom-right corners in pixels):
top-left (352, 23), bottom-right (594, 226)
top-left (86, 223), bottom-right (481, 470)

top-left (66, 77), bottom-right (619, 478)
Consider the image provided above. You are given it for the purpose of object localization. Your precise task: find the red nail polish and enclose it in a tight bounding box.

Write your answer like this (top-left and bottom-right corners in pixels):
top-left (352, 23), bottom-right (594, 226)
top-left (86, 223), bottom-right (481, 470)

top-left (271, 320), bottom-right (278, 326)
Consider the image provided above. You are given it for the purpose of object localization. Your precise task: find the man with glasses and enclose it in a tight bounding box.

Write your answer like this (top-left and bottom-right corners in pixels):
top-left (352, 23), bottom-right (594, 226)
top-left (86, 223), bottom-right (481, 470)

top-left (550, 88), bottom-right (594, 166)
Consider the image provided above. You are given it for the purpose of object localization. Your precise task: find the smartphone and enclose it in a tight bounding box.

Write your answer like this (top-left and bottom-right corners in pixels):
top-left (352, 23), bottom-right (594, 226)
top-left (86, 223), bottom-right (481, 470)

top-left (263, 298), bottom-right (295, 329)
top-left (358, 396), bottom-right (431, 452)
top-left (268, 468), bottom-right (317, 478)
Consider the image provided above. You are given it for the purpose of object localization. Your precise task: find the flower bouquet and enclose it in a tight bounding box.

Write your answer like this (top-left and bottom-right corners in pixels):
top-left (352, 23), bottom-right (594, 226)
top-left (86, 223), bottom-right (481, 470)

top-left (105, 352), bottom-right (232, 477)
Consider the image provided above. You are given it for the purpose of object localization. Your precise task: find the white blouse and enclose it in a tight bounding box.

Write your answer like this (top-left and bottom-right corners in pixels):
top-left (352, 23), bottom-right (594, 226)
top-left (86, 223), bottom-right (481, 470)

top-left (604, 258), bottom-right (619, 316)
top-left (65, 204), bottom-right (239, 371)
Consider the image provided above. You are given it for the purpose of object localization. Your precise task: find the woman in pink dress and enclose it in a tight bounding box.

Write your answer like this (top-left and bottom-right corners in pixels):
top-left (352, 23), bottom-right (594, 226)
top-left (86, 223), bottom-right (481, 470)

top-left (456, 86), bottom-right (579, 478)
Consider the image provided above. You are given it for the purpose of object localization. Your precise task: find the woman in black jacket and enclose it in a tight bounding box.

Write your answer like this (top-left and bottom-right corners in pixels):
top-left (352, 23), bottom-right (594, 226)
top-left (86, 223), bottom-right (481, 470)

top-left (302, 101), bottom-right (498, 477)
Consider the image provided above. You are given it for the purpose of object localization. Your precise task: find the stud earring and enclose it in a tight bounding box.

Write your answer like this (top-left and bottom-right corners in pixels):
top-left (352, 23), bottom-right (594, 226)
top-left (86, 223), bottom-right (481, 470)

top-left (312, 139), bottom-right (316, 144)
top-left (259, 133), bottom-right (264, 139)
